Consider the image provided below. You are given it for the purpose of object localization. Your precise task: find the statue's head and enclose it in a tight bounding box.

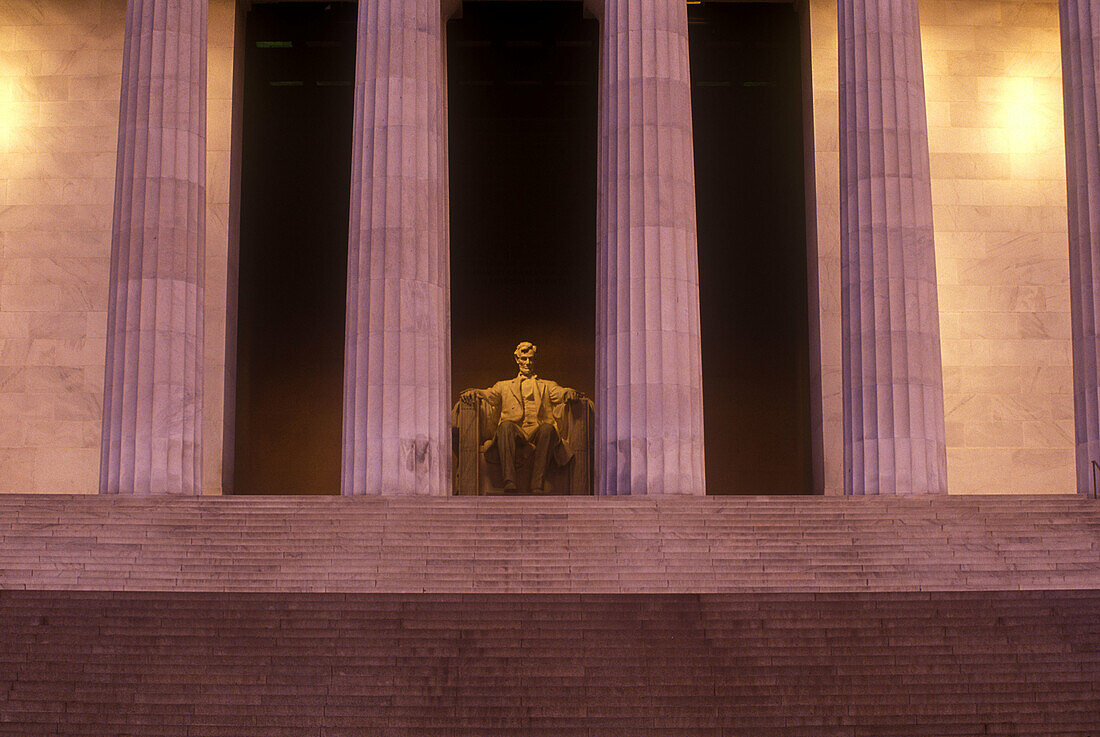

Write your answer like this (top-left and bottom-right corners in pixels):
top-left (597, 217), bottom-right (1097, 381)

top-left (514, 341), bottom-right (537, 377)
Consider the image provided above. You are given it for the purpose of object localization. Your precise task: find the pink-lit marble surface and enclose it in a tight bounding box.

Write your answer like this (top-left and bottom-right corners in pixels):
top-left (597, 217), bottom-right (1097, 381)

top-left (100, 0), bottom-right (206, 494)
top-left (595, 0), bottom-right (705, 496)
top-left (839, 0), bottom-right (948, 494)
top-left (1061, 0), bottom-right (1100, 494)
top-left (341, 0), bottom-right (450, 495)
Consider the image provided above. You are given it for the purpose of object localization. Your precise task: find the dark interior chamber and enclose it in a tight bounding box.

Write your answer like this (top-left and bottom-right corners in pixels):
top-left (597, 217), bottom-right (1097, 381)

top-left (233, 2), bottom-right (355, 495)
top-left (690, 2), bottom-right (813, 495)
top-left (447, 1), bottom-right (599, 398)
top-left (230, 0), bottom-right (812, 496)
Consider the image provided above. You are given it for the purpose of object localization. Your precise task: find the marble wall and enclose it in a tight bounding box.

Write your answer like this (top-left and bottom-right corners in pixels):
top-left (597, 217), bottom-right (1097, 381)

top-left (0, 0), bottom-right (234, 493)
top-left (205, 0), bottom-right (235, 495)
top-left (922, 0), bottom-right (1074, 494)
top-left (808, 0), bottom-right (842, 495)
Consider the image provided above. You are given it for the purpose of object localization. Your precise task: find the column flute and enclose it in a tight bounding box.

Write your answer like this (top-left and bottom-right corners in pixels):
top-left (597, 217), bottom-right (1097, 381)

top-left (595, 0), bottom-right (706, 495)
top-left (838, 0), bottom-right (948, 494)
top-left (101, 0), bottom-right (207, 494)
top-left (342, 0), bottom-right (451, 495)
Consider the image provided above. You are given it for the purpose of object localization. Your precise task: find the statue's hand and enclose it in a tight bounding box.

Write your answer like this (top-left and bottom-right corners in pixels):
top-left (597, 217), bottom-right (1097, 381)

top-left (459, 389), bottom-right (480, 406)
top-left (563, 389), bottom-right (581, 402)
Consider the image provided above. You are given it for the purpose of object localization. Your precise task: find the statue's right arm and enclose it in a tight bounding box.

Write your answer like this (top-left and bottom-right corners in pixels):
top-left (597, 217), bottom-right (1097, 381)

top-left (460, 385), bottom-right (499, 406)
top-left (481, 384), bottom-right (503, 407)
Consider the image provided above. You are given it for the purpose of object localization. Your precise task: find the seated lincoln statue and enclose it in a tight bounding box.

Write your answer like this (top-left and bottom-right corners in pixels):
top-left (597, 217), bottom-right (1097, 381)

top-left (458, 341), bottom-right (583, 493)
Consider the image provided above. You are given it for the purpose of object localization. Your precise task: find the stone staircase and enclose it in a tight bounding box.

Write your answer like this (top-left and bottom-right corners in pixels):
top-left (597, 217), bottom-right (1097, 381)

top-left (1, 494), bottom-right (1099, 592)
top-left (1, 494), bottom-right (1098, 735)
top-left (2, 589), bottom-right (1099, 736)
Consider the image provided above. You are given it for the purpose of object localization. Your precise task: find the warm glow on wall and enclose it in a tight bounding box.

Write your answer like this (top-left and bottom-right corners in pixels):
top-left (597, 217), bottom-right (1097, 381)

top-left (0, 59), bottom-right (18, 155)
top-left (921, 0), bottom-right (1073, 495)
top-left (0, 57), bottom-right (35, 171)
top-left (999, 76), bottom-right (1045, 153)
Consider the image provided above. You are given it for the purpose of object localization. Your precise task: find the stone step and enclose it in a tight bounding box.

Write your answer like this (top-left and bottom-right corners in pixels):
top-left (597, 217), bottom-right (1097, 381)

top-left (1, 494), bottom-right (1098, 592)
top-left (1, 590), bottom-right (1098, 736)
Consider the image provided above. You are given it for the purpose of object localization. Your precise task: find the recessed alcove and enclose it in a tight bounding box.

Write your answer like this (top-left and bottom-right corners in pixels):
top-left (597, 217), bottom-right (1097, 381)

top-left (232, 2), bottom-right (356, 495)
top-left (227, 0), bottom-right (813, 496)
top-left (447, 1), bottom-right (599, 400)
top-left (689, 2), bottom-right (814, 495)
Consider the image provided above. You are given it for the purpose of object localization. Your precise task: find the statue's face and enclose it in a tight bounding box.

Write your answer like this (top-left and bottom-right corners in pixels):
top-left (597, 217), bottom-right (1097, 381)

top-left (515, 344), bottom-right (536, 377)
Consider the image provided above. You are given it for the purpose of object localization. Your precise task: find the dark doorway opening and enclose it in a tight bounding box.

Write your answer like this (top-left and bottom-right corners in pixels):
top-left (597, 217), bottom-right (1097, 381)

top-left (689, 2), bottom-right (813, 494)
top-left (447, 1), bottom-right (599, 399)
top-left (232, 2), bottom-right (356, 495)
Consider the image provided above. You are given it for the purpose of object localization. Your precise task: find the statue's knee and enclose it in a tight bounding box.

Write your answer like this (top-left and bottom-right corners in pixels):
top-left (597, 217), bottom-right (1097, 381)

top-left (497, 421), bottom-right (521, 440)
top-left (535, 422), bottom-right (558, 441)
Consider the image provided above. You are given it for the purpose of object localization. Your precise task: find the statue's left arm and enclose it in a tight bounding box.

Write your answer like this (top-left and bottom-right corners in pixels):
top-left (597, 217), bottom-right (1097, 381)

top-left (546, 381), bottom-right (579, 405)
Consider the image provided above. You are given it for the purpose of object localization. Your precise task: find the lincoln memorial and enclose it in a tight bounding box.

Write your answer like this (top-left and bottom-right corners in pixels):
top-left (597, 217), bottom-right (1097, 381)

top-left (3, 0), bottom-right (1100, 500)
top-left (1, 0), bottom-right (1099, 733)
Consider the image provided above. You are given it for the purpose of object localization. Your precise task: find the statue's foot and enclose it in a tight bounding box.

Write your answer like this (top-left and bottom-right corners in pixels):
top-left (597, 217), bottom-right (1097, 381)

top-left (503, 479), bottom-right (517, 491)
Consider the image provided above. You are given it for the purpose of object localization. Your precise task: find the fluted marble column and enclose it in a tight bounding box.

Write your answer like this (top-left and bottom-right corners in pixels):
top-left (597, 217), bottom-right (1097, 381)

top-left (595, 0), bottom-right (705, 495)
top-left (1060, 0), bottom-right (1100, 495)
top-left (342, 0), bottom-right (450, 495)
top-left (839, 0), bottom-right (947, 494)
top-left (100, 0), bottom-right (206, 494)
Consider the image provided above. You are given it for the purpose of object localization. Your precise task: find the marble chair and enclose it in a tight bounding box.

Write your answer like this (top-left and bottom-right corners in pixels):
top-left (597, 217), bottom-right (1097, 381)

top-left (451, 395), bottom-right (594, 495)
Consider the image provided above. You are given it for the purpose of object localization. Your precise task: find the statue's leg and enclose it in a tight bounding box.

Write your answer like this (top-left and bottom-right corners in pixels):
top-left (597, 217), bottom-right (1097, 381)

top-left (495, 421), bottom-right (523, 490)
top-left (529, 423), bottom-right (561, 492)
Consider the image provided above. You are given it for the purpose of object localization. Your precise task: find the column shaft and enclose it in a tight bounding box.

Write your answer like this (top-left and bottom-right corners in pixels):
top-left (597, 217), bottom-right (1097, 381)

top-left (838, 0), bottom-right (948, 494)
top-left (1061, 0), bottom-right (1100, 494)
top-left (342, 0), bottom-right (450, 495)
top-left (596, 0), bottom-right (705, 495)
top-left (101, 0), bottom-right (206, 494)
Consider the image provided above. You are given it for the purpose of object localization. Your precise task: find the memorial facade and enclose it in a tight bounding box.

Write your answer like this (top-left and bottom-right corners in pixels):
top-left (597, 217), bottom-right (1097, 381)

top-left (0, 0), bottom-right (1093, 497)
top-left (3, 4), bottom-right (1100, 732)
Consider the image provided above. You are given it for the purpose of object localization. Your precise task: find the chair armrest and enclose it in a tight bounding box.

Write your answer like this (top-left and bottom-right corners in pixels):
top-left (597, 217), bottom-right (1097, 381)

top-left (560, 397), bottom-right (595, 452)
top-left (454, 396), bottom-right (482, 495)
